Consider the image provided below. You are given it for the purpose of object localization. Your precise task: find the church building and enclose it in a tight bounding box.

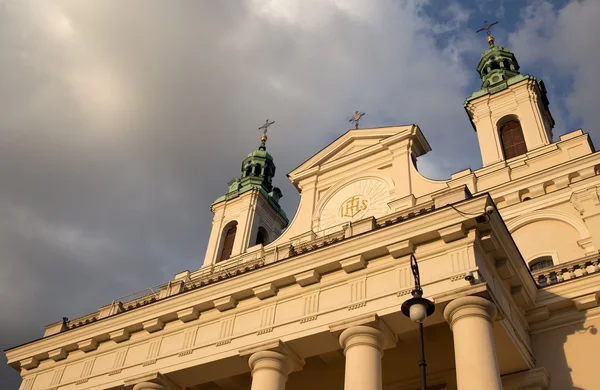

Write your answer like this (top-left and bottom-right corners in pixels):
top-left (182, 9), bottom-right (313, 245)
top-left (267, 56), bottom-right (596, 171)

top-left (5, 32), bottom-right (600, 390)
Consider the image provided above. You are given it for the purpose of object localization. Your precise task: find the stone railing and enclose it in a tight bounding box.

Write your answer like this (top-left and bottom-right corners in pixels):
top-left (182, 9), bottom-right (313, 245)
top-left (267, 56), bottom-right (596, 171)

top-left (184, 250), bottom-right (266, 289)
top-left (292, 230), bottom-right (346, 255)
top-left (533, 254), bottom-right (600, 287)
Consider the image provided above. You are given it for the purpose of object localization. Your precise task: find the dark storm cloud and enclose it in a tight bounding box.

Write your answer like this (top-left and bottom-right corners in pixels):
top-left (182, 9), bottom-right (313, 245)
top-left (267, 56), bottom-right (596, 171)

top-left (2, 0), bottom-right (596, 387)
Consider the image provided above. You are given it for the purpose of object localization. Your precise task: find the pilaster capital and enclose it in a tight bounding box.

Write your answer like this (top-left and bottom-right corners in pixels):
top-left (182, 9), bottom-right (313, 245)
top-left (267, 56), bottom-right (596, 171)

top-left (443, 296), bottom-right (497, 330)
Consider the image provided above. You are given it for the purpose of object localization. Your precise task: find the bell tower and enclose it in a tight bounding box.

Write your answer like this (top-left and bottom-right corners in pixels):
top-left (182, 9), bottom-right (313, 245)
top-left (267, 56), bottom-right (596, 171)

top-left (465, 27), bottom-right (555, 166)
top-left (202, 123), bottom-right (288, 267)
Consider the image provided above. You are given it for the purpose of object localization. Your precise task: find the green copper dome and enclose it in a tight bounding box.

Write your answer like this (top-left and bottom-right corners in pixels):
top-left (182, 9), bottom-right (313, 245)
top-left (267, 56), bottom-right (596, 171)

top-left (212, 138), bottom-right (287, 222)
top-left (466, 35), bottom-right (532, 102)
top-left (477, 43), bottom-right (521, 89)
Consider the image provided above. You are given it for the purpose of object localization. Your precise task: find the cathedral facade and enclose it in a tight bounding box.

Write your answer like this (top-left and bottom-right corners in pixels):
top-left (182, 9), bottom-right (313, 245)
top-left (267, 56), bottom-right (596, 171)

top-left (6, 35), bottom-right (600, 390)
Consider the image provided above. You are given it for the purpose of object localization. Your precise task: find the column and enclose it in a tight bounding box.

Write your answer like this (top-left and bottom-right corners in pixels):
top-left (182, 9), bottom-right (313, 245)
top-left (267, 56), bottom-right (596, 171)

top-left (443, 296), bottom-right (502, 390)
top-left (339, 325), bottom-right (386, 390)
top-left (248, 351), bottom-right (295, 390)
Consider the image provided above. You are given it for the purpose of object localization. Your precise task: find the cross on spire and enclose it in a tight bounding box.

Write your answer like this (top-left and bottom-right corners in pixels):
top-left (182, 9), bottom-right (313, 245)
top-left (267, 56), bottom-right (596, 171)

top-left (349, 111), bottom-right (365, 129)
top-left (476, 20), bottom-right (499, 46)
top-left (258, 119), bottom-right (274, 150)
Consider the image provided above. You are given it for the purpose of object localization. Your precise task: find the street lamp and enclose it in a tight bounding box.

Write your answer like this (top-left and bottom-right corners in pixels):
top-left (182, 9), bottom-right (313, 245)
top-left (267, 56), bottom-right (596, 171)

top-left (401, 254), bottom-right (435, 390)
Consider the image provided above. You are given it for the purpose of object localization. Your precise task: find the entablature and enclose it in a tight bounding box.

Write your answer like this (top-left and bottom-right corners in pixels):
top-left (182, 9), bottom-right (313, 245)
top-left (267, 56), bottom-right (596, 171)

top-left (6, 195), bottom-right (536, 384)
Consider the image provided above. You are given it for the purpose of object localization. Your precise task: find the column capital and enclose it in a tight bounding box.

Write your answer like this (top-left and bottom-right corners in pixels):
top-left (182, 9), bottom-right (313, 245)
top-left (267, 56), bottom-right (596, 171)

top-left (242, 339), bottom-right (304, 376)
top-left (133, 383), bottom-right (164, 390)
top-left (339, 325), bottom-right (386, 355)
top-left (443, 296), bottom-right (497, 330)
top-left (126, 372), bottom-right (179, 390)
top-left (248, 350), bottom-right (298, 377)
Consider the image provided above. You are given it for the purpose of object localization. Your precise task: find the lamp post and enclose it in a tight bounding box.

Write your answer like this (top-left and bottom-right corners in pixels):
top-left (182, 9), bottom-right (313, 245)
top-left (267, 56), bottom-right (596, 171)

top-left (401, 254), bottom-right (435, 390)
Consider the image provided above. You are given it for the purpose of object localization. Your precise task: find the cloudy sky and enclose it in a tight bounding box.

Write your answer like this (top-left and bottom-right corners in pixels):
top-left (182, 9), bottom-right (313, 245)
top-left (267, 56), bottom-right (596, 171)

top-left (1, 0), bottom-right (599, 386)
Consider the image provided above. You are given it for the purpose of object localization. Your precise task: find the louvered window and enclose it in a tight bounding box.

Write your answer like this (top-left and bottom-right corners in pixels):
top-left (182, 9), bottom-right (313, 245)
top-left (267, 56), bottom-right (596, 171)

top-left (219, 223), bottom-right (237, 262)
top-left (500, 120), bottom-right (527, 159)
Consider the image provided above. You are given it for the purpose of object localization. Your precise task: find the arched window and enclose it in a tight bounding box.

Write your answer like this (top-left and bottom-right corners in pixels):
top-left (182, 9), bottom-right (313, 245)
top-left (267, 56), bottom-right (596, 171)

top-left (219, 222), bottom-right (237, 262)
top-left (254, 164), bottom-right (262, 176)
top-left (255, 227), bottom-right (268, 246)
top-left (500, 120), bottom-right (527, 159)
top-left (529, 256), bottom-right (554, 272)
top-left (245, 165), bottom-right (252, 177)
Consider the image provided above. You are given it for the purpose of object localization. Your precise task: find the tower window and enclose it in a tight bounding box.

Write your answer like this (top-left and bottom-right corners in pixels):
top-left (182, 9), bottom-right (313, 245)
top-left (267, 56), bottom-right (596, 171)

top-left (219, 222), bottom-right (237, 262)
top-left (254, 164), bottom-right (262, 176)
top-left (245, 165), bottom-right (252, 177)
top-left (255, 227), bottom-right (268, 246)
top-left (500, 120), bottom-right (527, 159)
top-left (529, 256), bottom-right (554, 272)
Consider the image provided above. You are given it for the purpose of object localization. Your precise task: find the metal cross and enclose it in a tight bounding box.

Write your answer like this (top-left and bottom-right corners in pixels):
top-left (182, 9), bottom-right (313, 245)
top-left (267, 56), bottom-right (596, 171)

top-left (349, 111), bottom-right (365, 129)
top-left (258, 119), bottom-right (274, 149)
top-left (258, 119), bottom-right (275, 137)
top-left (476, 20), bottom-right (499, 36)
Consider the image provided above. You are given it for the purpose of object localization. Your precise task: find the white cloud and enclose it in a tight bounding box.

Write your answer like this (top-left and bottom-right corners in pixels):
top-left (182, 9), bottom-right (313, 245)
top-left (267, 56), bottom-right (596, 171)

top-left (509, 0), bottom-right (600, 136)
top-left (0, 1), bottom-right (484, 385)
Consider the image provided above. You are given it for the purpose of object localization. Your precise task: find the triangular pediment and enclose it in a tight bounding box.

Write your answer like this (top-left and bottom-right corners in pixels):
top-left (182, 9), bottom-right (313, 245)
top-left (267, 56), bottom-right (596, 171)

top-left (289, 126), bottom-right (415, 178)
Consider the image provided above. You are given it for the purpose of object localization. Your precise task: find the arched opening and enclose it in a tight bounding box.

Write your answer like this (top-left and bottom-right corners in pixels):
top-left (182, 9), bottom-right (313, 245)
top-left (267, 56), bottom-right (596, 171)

top-left (255, 226), bottom-right (268, 246)
top-left (245, 165), bottom-right (252, 177)
top-left (218, 222), bottom-right (237, 262)
top-left (529, 256), bottom-right (554, 272)
top-left (499, 120), bottom-right (527, 159)
top-left (254, 164), bottom-right (262, 176)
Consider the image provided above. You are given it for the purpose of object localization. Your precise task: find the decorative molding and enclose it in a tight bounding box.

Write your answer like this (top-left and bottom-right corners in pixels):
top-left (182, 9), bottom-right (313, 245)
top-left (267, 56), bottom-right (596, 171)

top-left (253, 283), bottom-right (278, 299)
top-left (216, 317), bottom-right (235, 345)
top-left (143, 319), bottom-right (164, 333)
top-left (340, 254), bottom-right (367, 273)
top-left (78, 358), bottom-right (94, 384)
top-left (48, 347), bottom-right (67, 362)
top-left (20, 357), bottom-right (39, 370)
top-left (177, 307), bottom-right (200, 323)
top-left (506, 209), bottom-right (590, 239)
top-left (348, 278), bottom-right (366, 310)
top-left (78, 338), bottom-right (98, 352)
top-left (181, 327), bottom-right (197, 352)
top-left (348, 302), bottom-right (366, 310)
top-left (109, 329), bottom-right (130, 343)
top-left (439, 223), bottom-right (468, 243)
top-left (21, 377), bottom-right (35, 390)
top-left (387, 239), bottom-right (414, 259)
top-left (145, 339), bottom-right (161, 365)
top-left (257, 326), bottom-right (274, 335)
top-left (397, 289), bottom-right (412, 296)
top-left (214, 296), bottom-right (238, 312)
top-left (49, 366), bottom-right (65, 387)
top-left (294, 270), bottom-right (321, 287)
